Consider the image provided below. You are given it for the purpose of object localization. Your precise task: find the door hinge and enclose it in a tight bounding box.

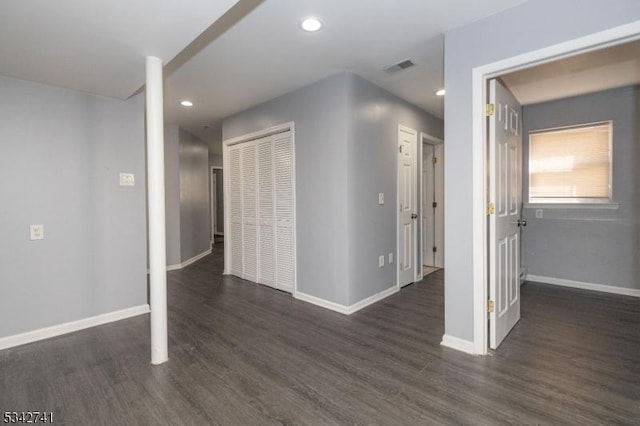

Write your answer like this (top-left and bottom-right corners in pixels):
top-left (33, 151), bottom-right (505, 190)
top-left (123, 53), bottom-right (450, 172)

top-left (433, 246), bottom-right (437, 253)
top-left (432, 156), bottom-right (438, 164)
top-left (487, 202), bottom-right (495, 215)
top-left (486, 103), bottom-right (495, 117)
top-left (432, 201), bottom-right (438, 208)
top-left (399, 145), bottom-right (403, 153)
top-left (487, 299), bottom-right (495, 313)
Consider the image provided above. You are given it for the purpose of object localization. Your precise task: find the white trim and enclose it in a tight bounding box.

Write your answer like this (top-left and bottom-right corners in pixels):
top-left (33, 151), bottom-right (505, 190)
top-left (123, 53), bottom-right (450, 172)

top-left (526, 274), bottom-right (640, 298)
top-left (149, 248), bottom-right (212, 272)
top-left (177, 249), bottom-right (212, 270)
top-left (295, 285), bottom-right (398, 315)
top-left (524, 202), bottom-right (619, 210)
top-left (295, 292), bottom-right (350, 314)
top-left (471, 21), bottom-right (640, 356)
top-left (441, 334), bottom-right (476, 355)
top-left (224, 122), bottom-right (293, 147)
top-left (0, 305), bottom-right (150, 351)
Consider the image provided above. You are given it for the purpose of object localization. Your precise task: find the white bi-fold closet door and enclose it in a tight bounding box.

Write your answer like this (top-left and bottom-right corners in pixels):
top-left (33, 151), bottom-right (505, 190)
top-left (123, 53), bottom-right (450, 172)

top-left (228, 131), bottom-right (295, 293)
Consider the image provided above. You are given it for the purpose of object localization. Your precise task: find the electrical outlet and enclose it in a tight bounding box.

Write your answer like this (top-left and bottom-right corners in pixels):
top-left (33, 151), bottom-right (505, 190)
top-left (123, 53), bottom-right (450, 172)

top-left (378, 193), bottom-right (384, 205)
top-left (30, 224), bottom-right (44, 240)
top-left (378, 255), bottom-right (384, 268)
top-left (388, 253), bottom-right (393, 264)
top-left (535, 209), bottom-right (543, 219)
top-left (119, 173), bottom-right (135, 186)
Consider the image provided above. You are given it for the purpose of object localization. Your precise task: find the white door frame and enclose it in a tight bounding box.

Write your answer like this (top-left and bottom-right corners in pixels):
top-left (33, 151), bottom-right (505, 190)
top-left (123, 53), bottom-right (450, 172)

top-left (470, 21), bottom-right (640, 355)
top-left (222, 121), bottom-right (297, 296)
top-left (396, 125), bottom-right (419, 288)
top-left (418, 132), bottom-right (444, 276)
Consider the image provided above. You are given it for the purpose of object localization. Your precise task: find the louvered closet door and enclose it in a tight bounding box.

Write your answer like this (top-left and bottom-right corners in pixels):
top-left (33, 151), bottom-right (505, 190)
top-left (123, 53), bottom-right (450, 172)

top-left (229, 146), bottom-right (243, 276)
top-left (273, 132), bottom-right (294, 293)
top-left (241, 142), bottom-right (258, 282)
top-left (257, 137), bottom-right (275, 288)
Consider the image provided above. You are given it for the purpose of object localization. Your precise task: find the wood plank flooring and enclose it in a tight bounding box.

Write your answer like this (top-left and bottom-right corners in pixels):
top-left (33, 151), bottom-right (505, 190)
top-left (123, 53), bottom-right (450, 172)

top-left (1, 243), bottom-right (639, 424)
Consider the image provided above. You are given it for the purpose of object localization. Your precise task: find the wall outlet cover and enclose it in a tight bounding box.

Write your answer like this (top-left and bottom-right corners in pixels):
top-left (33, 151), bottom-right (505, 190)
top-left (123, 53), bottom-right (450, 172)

top-left (388, 253), bottom-right (393, 264)
top-left (119, 173), bottom-right (135, 186)
top-left (30, 224), bottom-right (44, 240)
top-left (535, 209), bottom-right (543, 218)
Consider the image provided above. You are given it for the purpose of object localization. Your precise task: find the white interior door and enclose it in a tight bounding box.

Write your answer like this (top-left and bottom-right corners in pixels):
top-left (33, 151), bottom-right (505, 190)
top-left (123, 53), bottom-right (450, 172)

top-left (398, 125), bottom-right (417, 288)
top-left (257, 136), bottom-right (275, 288)
top-left (274, 132), bottom-right (294, 293)
top-left (489, 79), bottom-right (522, 349)
top-left (241, 142), bottom-right (258, 282)
top-left (211, 171), bottom-right (217, 243)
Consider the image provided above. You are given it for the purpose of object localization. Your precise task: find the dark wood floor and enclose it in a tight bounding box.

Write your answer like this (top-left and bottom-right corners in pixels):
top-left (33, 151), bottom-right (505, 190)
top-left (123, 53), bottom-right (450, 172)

top-left (1, 243), bottom-right (639, 425)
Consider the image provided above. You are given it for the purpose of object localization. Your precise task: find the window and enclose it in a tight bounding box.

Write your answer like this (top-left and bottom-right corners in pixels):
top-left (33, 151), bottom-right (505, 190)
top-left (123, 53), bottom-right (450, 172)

top-left (528, 122), bottom-right (612, 204)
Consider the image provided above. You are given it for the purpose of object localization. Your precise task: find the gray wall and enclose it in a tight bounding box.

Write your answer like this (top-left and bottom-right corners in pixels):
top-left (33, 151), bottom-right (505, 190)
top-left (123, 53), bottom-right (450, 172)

top-left (0, 75), bottom-right (147, 338)
top-left (209, 154), bottom-right (222, 168)
top-left (164, 124), bottom-right (181, 266)
top-left (179, 128), bottom-right (211, 262)
top-left (223, 72), bottom-right (443, 306)
top-left (224, 73), bottom-right (351, 305)
top-left (521, 86), bottom-right (639, 289)
top-left (346, 74), bottom-right (443, 304)
top-left (444, 0), bottom-right (640, 341)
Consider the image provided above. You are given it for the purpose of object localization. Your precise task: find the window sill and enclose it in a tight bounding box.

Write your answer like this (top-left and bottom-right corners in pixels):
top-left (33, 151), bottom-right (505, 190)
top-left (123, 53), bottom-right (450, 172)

top-left (524, 202), bottom-right (619, 210)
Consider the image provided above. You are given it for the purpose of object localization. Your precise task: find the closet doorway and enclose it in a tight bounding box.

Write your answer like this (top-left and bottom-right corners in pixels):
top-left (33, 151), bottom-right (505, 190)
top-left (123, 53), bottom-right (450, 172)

top-left (223, 123), bottom-right (296, 294)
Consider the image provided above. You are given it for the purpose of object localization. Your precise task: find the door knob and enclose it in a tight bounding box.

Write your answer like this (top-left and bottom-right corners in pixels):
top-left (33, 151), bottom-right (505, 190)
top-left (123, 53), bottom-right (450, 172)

top-left (517, 219), bottom-right (527, 227)
top-left (411, 213), bottom-right (418, 219)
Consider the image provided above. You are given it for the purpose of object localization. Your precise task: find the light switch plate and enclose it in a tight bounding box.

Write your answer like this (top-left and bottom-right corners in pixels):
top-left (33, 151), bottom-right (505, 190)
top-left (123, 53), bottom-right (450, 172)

top-left (30, 224), bottom-right (44, 240)
top-left (388, 253), bottom-right (393, 264)
top-left (378, 193), bottom-right (384, 205)
top-left (119, 173), bottom-right (135, 186)
top-left (378, 255), bottom-right (384, 268)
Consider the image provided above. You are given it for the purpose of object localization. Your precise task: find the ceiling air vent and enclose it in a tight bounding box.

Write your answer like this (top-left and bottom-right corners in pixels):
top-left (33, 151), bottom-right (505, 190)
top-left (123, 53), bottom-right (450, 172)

top-left (384, 59), bottom-right (415, 74)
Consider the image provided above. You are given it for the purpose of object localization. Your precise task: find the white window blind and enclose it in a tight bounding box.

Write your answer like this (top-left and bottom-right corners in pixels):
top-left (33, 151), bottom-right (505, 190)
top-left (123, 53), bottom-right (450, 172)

top-left (529, 122), bottom-right (612, 203)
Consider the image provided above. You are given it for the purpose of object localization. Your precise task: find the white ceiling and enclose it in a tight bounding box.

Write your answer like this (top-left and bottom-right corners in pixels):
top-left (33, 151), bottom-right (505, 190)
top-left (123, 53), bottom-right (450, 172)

top-left (163, 0), bottom-right (528, 151)
top-left (502, 39), bottom-right (640, 106)
top-left (0, 0), bottom-right (239, 99)
top-left (0, 0), bottom-right (530, 155)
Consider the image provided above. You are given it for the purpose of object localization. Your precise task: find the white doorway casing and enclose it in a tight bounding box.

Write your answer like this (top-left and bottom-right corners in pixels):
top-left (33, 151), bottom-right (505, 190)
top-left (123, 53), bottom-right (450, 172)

top-left (420, 133), bottom-right (444, 271)
top-left (469, 21), bottom-right (640, 355)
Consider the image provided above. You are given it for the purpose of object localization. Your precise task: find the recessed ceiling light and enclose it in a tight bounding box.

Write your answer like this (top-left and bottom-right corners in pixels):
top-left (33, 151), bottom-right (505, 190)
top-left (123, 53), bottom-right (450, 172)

top-left (181, 100), bottom-right (193, 107)
top-left (300, 17), bottom-right (323, 32)
top-left (436, 89), bottom-right (446, 97)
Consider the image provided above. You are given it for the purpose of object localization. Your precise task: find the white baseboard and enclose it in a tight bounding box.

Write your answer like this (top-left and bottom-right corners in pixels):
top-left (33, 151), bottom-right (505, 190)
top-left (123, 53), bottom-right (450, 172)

top-left (347, 285), bottom-right (399, 314)
top-left (441, 334), bottom-right (476, 355)
top-left (295, 285), bottom-right (398, 315)
top-left (295, 292), bottom-right (350, 314)
top-left (155, 248), bottom-right (212, 273)
top-left (0, 304), bottom-right (150, 351)
top-left (526, 274), bottom-right (640, 298)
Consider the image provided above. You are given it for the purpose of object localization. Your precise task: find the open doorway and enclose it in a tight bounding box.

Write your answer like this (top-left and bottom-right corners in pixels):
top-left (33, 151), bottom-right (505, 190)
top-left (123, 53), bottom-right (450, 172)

top-left (211, 166), bottom-right (224, 244)
top-left (480, 33), bottom-right (640, 352)
top-left (420, 133), bottom-right (444, 278)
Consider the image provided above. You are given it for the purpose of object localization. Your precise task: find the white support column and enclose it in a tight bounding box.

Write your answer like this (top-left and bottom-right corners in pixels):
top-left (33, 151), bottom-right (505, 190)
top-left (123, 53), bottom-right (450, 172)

top-left (146, 56), bottom-right (168, 365)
